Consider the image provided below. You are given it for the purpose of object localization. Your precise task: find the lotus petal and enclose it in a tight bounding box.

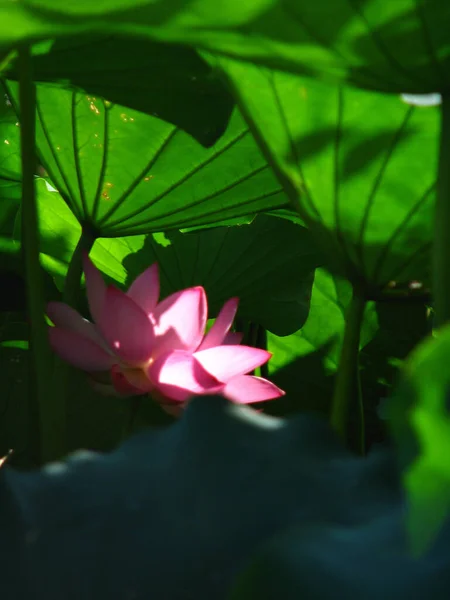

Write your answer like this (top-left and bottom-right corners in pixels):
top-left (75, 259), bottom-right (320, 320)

top-left (96, 287), bottom-right (155, 365)
top-left (194, 345), bottom-right (272, 382)
top-left (152, 287), bottom-right (207, 354)
top-left (198, 297), bottom-right (239, 351)
top-left (148, 350), bottom-right (221, 401)
top-left (127, 263), bottom-right (160, 316)
top-left (49, 328), bottom-right (115, 371)
top-left (47, 302), bottom-right (106, 348)
top-left (224, 375), bottom-right (285, 404)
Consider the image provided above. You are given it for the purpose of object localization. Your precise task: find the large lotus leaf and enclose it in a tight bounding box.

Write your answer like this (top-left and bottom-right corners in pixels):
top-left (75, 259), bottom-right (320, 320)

top-left (121, 214), bottom-right (322, 335)
top-left (180, 215), bottom-right (255, 233)
top-left (34, 184), bottom-right (253, 287)
top-left (388, 325), bottom-right (450, 556)
top-left (4, 36), bottom-right (234, 147)
top-left (34, 182), bottom-right (253, 285)
top-left (33, 184), bottom-right (319, 335)
top-left (3, 1), bottom-right (450, 94)
top-left (4, 79), bottom-right (288, 237)
top-left (9, 179), bottom-right (133, 306)
top-left (0, 94), bottom-right (58, 309)
top-left (0, 177), bottom-right (64, 307)
top-left (212, 60), bottom-right (438, 287)
top-left (1, 397), bottom-right (403, 600)
top-left (29, 181), bottom-right (147, 291)
top-left (0, 0), bottom-right (273, 53)
top-left (229, 516), bottom-right (450, 599)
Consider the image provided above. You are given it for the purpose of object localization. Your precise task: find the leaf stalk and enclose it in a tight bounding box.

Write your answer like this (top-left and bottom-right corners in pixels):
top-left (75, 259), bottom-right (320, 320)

top-left (18, 46), bottom-right (60, 464)
top-left (433, 95), bottom-right (450, 327)
top-left (330, 283), bottom-right (366, 452)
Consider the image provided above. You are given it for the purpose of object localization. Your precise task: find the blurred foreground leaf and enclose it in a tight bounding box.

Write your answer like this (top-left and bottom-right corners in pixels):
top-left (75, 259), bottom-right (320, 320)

top-left (1, 397), bottom-right (406, 599)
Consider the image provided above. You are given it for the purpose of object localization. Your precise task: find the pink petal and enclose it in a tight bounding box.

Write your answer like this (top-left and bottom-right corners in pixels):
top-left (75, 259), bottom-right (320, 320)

top-left (152, 287), bottom-right (207, 354)
top-left (222, 331), bottom-right (243, 345)
top-left (148, 350), bottom-right (222, 401)
top-left (47, 302), bottom-right (106, 348)
top-left (83, 253), bottom-right (107, 324)
top-left (197, 297), bottom-right (239, 351)
top-left (96, 286), bottom-right (155, 365)
top-left (127, 263), bottom-right (160, 315)
top-left (223, 375), bottom-right (285, 404)
top-left (49, 328), bottom-right (115, 371)
top-left (111, 365), bottom-right (152, 396)
top-left (194, 345), bottom-right (272, 382)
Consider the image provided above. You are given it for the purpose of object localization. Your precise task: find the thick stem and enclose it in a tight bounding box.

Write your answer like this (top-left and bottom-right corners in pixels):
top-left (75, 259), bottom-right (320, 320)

top-left (433, 95), bottom-right (450, 327)
top-left (18, 47), bottom-right (62, 464)
top-left (330, 284), bottom-right (366, 451)
top-left (63, 228), bottom-right (95, 306)
top-left (50, 229), bottom-right (96, 455)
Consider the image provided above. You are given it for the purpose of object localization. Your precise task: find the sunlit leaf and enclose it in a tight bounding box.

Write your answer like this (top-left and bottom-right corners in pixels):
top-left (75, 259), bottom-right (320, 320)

top-left (2, 1), bottom-right (450, 93)
top-left (4, 80), bottom-right (288, 236)
top-left (5, 36), bottom-right (234, 147)
top-left (213, 60), bottom-right (438, 287)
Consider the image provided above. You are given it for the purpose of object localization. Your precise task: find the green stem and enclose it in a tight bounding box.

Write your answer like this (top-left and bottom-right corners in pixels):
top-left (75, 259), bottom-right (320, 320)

top-left (433, 95), bottom-right (450, 328)
top-left (18, 47), bottom-right (60, 464)
top-left (63, 228), bottom-right (95, 306)
top-left (50, 229), bottom-right (96, 457)
top-left (330, 284), bottom-right (366, 451)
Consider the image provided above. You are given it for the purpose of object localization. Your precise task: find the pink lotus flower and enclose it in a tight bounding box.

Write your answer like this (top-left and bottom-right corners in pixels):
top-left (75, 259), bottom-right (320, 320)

top-left (47, 255), bottom-right (284, 415)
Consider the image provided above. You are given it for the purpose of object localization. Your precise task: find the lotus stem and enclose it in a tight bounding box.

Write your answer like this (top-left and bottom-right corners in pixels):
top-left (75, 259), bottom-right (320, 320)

top-left (433, 95), bottom-right (450, 327)
top-left (19, 46), bottom-right (61, 464)
top-left (63, 228), bottom-right (96, 306)
top-left (330, 283), bottom-right (366, 452)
